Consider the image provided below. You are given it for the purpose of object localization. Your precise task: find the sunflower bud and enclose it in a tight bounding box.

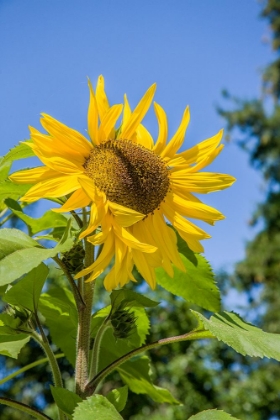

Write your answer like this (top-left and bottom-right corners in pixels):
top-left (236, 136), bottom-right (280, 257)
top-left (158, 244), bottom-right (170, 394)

top-left (6, 305), bottom-right (33, 331)
top-left (61, 243), bottom-right (85, 275)
top-left (111, 309), bottom-right (137, 339)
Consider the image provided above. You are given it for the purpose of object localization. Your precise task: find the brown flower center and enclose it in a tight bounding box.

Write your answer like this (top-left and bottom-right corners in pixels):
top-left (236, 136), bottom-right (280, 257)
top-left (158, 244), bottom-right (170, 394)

top-left (84, 139), bottom-right (169, 215)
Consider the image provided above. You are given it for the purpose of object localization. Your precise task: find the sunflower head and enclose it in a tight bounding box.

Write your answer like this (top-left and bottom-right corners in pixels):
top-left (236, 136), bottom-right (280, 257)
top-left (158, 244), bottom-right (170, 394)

top-left (9, 75), bottom-right (236, 291)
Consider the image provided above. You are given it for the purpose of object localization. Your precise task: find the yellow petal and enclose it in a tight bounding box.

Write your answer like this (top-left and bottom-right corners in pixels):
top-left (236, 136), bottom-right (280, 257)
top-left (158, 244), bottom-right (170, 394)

top-left (52, 188), bottom-right (90, 213)
top-left (40, 114), bottom-right (92, 155)
top-left (121, 94), bottom-right (132, 131)
top-left (135, 124), bottom-right (154, 149)
top-left (153, 102), bottom-right (168, 154)
top-left (10, 166), bottom-right (58, 184)
top-left (99, 104), bottom-right (123, 142)
top-left (113, 221), bottom-right (157, 253)
top-left (160, 106), bottom-right (190, 159)
top-left (151, 212), bottom-right (185, 271)
top-left (108, 201), bottom-right (145, 226)
top-left (20, 175), bottom-right (81, 202)
top-left (169, 130), bottom-right (223, 167)
top-left (75, 232), bottom-right (114, 280)
top-left (131, 249), bottom-right (156, 289)
top-left (78, 177), bottom-right (98, 201)
top-left (166, 192), bottom-right (225, 225)
top-left (170, 172), bottom-right (236, 193)
top-left (162, 201), bottom-right (210, 239)
top-left (87, 78), bottom-right (99, 145)
top-left (121, 84), bottom-right (156, 139)
top-left (79, 200), bottom-right (105, 239)
top-left (96, 75), bottom-right (110, 121)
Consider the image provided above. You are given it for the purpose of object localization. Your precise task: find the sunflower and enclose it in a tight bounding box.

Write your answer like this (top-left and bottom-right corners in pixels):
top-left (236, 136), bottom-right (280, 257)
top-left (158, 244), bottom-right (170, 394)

top-left (10, 76), bottom-right (235, 290)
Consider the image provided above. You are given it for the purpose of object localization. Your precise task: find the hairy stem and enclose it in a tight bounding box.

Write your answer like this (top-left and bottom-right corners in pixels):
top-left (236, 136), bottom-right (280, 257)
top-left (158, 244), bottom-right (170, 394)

top-left (89, 319), bottom-right (111, 380)
top-left (53, 256), bottom-right (85, 310)
top-left (85, 329), bottom-right (213, 395)
top-left (75, 238), bottom-right (95, 397)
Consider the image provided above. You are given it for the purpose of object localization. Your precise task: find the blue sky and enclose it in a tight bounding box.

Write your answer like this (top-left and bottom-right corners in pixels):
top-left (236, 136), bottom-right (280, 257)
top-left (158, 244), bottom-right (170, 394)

top-left (0, 0), bottom-right (272, 271)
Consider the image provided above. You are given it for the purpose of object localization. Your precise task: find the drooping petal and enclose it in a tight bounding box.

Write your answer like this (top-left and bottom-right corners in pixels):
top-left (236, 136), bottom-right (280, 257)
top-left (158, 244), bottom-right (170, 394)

top-left (75, 232), bottom-right (115, 280)
top-left (52, 188), bottom-right (90, 213)
top-left (165, 191), bottom-right (225, 225)
top-left (113, 221), bottom-right (157, 253)
top-left (160, 106), bottom-right (190, 160)
top-left (79, 200), bottom-right (106, 239)
top-left (108, 201), bottom-right (145, 226)
top-left (131, 248), bottom-right (156, 289)
top-left (121, 84), bottom-right (156, 139)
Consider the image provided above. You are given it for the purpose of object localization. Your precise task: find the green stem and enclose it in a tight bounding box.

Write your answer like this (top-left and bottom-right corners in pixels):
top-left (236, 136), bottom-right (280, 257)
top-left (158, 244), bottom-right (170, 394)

top-left (0, 397), bottom-right (52, 420)
top-left (0, 353), bottom-right (64, 386)
top-left (53, 256), bottom-right (85, 310)
top-left (89, 319), bottom-right (111, 380)
top-left (75, 238), bottom-right (95, 398)
top-left (85, 329), bottom-right (213, 395)
top-left (31, 323), bottom-right (65, 420)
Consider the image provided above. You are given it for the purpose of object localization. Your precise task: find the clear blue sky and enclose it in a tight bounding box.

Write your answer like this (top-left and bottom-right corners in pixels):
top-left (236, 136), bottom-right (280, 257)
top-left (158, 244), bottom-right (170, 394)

top-left (0, 0), bottom-right (272, 271)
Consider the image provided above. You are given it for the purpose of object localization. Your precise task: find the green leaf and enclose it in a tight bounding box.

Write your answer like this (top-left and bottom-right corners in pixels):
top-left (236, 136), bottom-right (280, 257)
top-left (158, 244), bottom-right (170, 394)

top-left (110, 290), bottom-right (158, 313)
top-left (0, 334), bottom-right (30, 358)
top-left (188, 409), bottom-right (240, 419)
top-left (6, 199), bottom-right (68, 235)
top-left (0, 181), bottom-right (31, 210)
top-left (39, 288), bottom-right (77, 365)
top-left (0, 142), bottom-right (35, 169)
top-left (3, 263), bottom-right (49, 311)
top-left (118, 356), bottom-right (180, 405)
top-left (155, 250), bottom-right (220, 312)
top-left (106, 386), bottom-right (128, 412)
top-left (73, 395), bottom-right (123, 420)
top-left (192, 310), bottom-right (280, 360)
top-left (0, 224), bottom-right (74, 286)
top-left (50, 386), bottom-right (82, 418)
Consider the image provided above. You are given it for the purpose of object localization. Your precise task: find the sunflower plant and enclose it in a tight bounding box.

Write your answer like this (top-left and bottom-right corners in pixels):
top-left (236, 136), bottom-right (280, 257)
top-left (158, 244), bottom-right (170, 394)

top-left (0, 77), bottom-right (280, 420)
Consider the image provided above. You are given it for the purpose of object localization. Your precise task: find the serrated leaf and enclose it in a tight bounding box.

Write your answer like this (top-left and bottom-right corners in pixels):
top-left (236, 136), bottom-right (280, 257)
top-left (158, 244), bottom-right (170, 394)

top-left (118, 356), bottom-right (180, 405)
top-left (39, 288), bottom-right (77, 365)
top-left (3, 263), bottom-right (49, 311)
top-left (106, 386), bottom-right (128, 412)
top-left (155, 253), bottom-right (220, 312)
top-left (0, 142), bottom-right (35, 168)
top-left (73, 395), bottom-right (123, 420)
top-left (0, 334), bottom-right (30, 358)
top-left (192, 310), bottom-right (280, 360)
top-left (0, 181), bottom-right (31, 206)
top-left (6, 199), bottom-right (68, 235)
top-left (0, 224), bottom-right (74, 286)
top-left (50, 386), bottom-right (82, 418)
top-left (110, 290), bottom-right (158, 314)
top-left (188, 409), bottom-right (240, 419)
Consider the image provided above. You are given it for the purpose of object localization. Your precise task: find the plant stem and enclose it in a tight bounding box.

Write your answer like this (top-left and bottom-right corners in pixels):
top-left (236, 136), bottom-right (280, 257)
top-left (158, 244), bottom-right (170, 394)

top-left (53, 256), bottom-right (86, 310)
top-left (85, 329), bottom-right (214, 395)
top-left (75, 238), bottom-right (95, 398)
top-left (31, 314), bottom-right (65, 420)
top-left (89, 319), bottom-right (111, 380)
top-left (0, 353), bottom-right (64, 386)
top-left (0, 397), bottom-right (52, 420)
